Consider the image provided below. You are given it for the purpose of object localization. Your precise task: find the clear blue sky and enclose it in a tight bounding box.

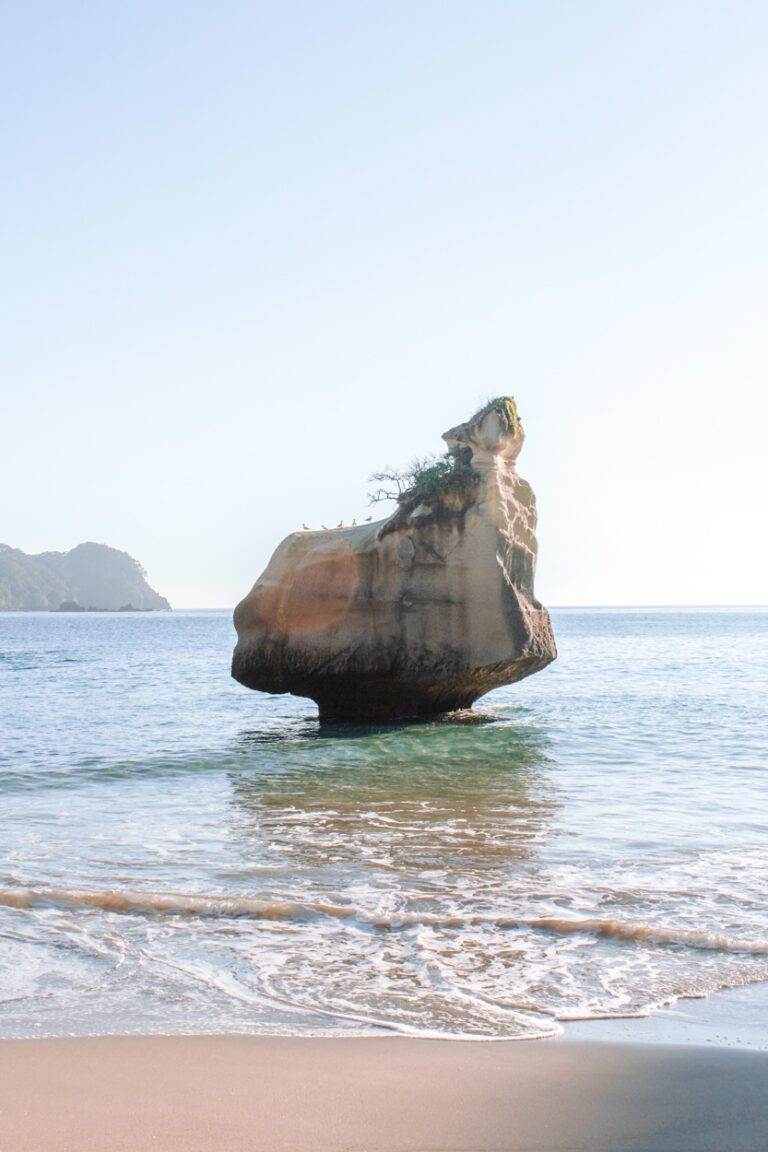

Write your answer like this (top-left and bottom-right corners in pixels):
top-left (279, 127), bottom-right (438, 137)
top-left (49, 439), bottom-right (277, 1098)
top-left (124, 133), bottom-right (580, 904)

top-left (2, 2), bottom-right (766, 607)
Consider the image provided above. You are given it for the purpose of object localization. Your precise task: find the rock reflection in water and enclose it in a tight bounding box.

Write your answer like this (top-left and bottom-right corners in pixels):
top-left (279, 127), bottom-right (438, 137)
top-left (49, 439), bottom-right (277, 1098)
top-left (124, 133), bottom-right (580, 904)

top-left (228, 715), bottom-right (556, 884)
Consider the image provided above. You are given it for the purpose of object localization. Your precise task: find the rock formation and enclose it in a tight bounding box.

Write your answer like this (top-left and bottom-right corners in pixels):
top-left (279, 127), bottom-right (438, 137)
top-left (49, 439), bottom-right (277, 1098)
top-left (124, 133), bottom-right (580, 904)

top-left (232, 398), bottom-right (556, 721)
top-left (0, 542), bottom-right (170, 611)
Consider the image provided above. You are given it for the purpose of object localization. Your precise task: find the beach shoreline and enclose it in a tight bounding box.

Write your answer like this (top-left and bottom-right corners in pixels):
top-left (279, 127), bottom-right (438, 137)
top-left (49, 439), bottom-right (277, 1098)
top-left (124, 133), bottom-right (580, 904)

top-left (2, 1033), bottom-right (767, 1152)
top-left (559, 977), bottom-right (768, 1051)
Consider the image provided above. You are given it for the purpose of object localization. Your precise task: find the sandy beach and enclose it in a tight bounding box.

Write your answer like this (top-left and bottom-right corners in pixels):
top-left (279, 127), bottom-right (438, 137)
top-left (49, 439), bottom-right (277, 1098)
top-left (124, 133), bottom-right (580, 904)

top-left (1, 1035), bottom-right (766, 1152)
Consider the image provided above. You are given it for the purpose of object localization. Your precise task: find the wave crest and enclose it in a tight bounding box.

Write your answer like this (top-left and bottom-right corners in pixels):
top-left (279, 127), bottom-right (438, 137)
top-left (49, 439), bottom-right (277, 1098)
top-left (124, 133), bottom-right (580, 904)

top-left (2, 886), bottom-right (766, 957)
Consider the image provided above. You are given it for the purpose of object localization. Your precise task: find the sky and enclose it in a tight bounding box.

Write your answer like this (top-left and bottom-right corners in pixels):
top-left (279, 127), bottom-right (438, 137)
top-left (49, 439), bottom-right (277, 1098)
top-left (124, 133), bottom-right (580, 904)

top-left (1, 2), bottom-right (766, 608)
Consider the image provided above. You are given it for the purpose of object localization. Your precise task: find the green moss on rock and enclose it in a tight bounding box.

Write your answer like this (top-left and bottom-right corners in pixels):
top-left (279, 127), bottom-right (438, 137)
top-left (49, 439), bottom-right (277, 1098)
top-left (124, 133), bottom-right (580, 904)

top-left (469, 396), bottom-right (521, 435)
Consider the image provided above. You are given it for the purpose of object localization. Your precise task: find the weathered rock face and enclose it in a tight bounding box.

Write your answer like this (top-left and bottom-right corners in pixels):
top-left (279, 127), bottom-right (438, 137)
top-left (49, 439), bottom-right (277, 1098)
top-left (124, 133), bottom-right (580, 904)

top-left (232, 399), bottom-right (556, 721)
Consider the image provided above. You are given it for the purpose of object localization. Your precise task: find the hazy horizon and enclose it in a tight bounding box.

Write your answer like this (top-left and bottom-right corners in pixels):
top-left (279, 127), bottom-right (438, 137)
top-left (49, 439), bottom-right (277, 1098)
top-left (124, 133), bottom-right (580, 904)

top-left (3, 3), bottom-right (766, 609)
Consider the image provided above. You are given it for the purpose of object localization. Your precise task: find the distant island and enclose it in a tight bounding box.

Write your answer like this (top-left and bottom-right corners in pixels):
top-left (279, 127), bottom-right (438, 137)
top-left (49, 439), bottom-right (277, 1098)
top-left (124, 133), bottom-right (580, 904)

top-left (0, 542), bottom-right (171, 611)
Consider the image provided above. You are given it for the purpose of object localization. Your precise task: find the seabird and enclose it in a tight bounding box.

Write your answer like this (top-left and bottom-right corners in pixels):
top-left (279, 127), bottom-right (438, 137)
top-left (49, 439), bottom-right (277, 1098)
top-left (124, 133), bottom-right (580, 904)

top-left (302, 523), bottom-right (309, 530)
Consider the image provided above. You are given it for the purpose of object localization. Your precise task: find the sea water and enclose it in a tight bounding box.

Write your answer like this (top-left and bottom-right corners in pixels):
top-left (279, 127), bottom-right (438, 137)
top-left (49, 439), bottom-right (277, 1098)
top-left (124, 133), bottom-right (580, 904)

top-left (0, 608), bottom-right (766, 1040)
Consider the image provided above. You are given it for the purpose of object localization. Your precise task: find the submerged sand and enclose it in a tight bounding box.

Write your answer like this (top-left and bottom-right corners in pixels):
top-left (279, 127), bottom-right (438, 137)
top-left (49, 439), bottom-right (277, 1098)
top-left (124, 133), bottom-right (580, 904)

top-left (1, 1035), bottom-right (766, 1152)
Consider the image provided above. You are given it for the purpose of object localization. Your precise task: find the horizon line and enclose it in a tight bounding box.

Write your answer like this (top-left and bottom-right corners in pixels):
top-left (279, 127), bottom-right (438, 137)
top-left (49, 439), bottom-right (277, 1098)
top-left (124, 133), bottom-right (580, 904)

top-left (168, 602), bottom-right (768, 611)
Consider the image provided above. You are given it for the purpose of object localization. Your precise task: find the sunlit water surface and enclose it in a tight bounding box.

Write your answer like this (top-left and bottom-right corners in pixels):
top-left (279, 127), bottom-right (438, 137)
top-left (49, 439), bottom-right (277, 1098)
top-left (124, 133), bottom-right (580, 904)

top-left (0, 609), bottom-right (766, 1039)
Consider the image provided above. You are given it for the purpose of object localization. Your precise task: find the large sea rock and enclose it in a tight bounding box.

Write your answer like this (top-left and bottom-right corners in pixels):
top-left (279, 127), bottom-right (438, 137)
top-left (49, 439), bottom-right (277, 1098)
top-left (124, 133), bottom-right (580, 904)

top-left (232, 399), bottom-right (556, 721)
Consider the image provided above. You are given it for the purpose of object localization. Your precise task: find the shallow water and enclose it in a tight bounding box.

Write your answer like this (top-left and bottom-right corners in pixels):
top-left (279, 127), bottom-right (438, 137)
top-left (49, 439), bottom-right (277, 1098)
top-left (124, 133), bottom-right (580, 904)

top-left (0, 608), bottom-right (766, 1039)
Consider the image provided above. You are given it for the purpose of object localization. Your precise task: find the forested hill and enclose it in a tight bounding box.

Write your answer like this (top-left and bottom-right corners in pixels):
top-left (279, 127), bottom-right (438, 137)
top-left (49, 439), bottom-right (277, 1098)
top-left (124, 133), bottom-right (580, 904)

top-left (0, 542), bottom-right (170, 611)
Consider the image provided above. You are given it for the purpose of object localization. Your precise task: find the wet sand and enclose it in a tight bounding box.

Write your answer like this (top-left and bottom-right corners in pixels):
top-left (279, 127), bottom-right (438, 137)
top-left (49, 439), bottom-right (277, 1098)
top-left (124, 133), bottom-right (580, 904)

top-left (1, 1035), bottom-right (767, 1152)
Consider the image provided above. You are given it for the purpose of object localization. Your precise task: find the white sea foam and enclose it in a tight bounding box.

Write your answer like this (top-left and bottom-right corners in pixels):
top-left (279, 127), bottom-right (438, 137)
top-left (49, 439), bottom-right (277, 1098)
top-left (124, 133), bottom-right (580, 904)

top-left (3, 886), bottom-right (768, 956)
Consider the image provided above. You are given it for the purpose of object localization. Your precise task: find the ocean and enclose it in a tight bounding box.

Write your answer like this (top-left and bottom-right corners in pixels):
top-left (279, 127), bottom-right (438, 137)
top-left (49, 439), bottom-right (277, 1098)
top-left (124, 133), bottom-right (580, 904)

top-left (0, 608), bottom-right (766, 1040)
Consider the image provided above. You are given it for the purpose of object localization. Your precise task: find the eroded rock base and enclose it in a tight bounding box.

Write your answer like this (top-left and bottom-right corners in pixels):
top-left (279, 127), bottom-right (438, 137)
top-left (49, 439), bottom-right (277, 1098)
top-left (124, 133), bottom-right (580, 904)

top-left (231, 655), bottom-right (550, 723)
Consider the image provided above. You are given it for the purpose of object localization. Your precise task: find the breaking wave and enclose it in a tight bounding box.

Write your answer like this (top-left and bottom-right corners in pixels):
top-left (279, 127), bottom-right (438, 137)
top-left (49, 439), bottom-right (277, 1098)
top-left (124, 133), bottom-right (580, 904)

top-left (3, 887), bottom-right (767, 957)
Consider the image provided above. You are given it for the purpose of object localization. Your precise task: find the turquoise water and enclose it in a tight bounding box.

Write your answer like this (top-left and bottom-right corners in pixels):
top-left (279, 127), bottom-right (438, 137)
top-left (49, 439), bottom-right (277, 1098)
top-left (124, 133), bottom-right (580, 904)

top-left (0, 608), bottom-right (766, 1039)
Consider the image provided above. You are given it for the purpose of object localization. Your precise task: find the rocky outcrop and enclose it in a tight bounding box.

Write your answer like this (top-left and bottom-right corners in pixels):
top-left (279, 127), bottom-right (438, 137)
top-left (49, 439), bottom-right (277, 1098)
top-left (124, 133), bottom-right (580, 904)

top-left (232, 399), bottom-right (555, 721)
top-left (0, 542), bottom-right (170, 611)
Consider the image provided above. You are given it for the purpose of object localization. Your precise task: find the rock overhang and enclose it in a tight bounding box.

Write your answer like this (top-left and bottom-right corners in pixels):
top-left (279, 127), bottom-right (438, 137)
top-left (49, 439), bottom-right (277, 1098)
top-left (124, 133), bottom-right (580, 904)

top-left (232, 397), bottom-right (556, 721)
